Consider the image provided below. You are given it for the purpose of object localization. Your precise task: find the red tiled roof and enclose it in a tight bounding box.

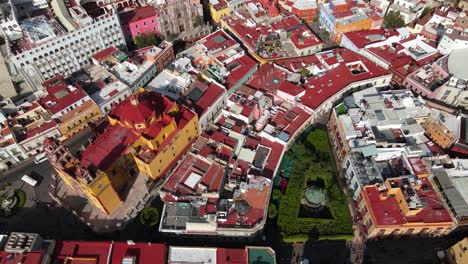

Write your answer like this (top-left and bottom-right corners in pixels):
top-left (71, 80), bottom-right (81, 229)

top-left (225, 55), bottom-right (258, 89)
top-left (119, 6), bottom-right (157, 24)
top-left (200, 30), bottom-right (237, 52)
top-left (40, 75), bottom-right (89, 115)
top-left (162, 153), bottom-right (225, 197)
top-left (343, 29), bottom-right (399, 48)
top-left (189, 82), bottom-right (225, 116)
top-left (277, 81), bottom-right (304, 96)
top-left (257, 137), bottom-right (284, 179)
top-left (53, 241), bottom-right (111, 264)
top-left (363, 178), bottom-right (452, 227)
top-left (288, 25), bottom-right (322, 49)
top-left (92, 47), bottom-right (118, 61)
top-left (294, 49), bottom-right (389, 110)
top-left (111, 242), bottom-right (165, 264)
top-left (367, 44), bottom-right (408, 65)
top-left (80, 124), bottom-right (139, 170)
top-left (217, 248), bottom-right (246, 264)
top-left (246, 63), bottom-right (287, 93)
top-left (110, 91), bottom-right (175, 127)
top-left (406, 157), bottom-right (430, 176)
top-left (271, 16), bottom-right (302, 31)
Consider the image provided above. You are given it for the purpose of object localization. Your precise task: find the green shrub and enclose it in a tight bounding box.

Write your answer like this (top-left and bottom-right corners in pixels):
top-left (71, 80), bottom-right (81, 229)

top-left (272, 189), bottom-right (282, 200)
top-left (268, 203), bottom-right (277, 219)
top-left (15, 190), bottom-right (26, 209)
top-left (139, 207), bottom-right (160, 227)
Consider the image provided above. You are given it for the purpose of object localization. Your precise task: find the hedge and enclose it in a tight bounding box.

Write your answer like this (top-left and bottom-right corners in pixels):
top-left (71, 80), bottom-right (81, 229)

top-left (277, 128), bottom-right (352, 240)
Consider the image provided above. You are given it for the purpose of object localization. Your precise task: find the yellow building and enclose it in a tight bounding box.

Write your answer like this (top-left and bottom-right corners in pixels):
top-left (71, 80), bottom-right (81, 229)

top-left (357, 177), bottom-right (454, 238)
top-left (57, 100), bottom-right (103, 141)
top-left (422, 117), bottom-right (458, 149)
top-left (45, 89), bottom-right (199, 214)
top-left (447, 238), bottom-right (468, 264)
top-left (44, 138), bottom-right (122, 214)
top-left (210, 0), bottom-right (230, 24)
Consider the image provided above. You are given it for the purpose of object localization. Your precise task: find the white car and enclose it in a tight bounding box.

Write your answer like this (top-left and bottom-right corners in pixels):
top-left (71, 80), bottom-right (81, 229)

top-left (21, 175), bottom-right (38, 187)
top-left (34, 153), bottom-right (47, 164)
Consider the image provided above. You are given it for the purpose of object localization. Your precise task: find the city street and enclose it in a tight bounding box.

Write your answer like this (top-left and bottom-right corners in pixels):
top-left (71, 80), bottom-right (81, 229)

top-left (1, 128), bottom-right (93, 202)
top-left (0, 129), bottom-right (96, 238)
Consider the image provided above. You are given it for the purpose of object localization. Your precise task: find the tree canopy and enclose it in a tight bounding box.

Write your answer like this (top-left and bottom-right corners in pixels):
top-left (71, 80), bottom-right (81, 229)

top-left (134, 32), bottom-right (162, 49)
top-left (139, 207), bottom-right (160, 227)
top-left (384, 11), bottom-right (406, 29)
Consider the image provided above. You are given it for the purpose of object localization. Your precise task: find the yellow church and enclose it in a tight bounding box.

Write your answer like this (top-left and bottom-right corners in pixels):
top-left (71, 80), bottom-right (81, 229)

top-left (44, 89), bottom-right (199, 214)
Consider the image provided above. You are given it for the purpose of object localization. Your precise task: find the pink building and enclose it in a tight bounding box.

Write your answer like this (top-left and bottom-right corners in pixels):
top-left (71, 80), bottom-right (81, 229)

top-left (119, 6), bottom-right (159, 43)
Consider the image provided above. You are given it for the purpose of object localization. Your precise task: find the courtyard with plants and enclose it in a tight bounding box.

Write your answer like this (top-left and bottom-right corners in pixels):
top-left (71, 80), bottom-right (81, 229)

top-left (275, 128), bottom-right (353, 242)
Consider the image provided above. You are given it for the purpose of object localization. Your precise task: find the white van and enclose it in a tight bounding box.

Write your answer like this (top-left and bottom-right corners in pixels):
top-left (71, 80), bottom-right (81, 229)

top-left (34, 153), bottom-right (47, 164)
top-left (21, 175), bottom-right (38, 187)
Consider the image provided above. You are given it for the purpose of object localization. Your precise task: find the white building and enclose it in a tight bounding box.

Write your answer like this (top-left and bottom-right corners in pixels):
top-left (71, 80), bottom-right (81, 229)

top-left (387, 0), bottom-right (426, 24)
top-left (9, 12), bottom-right (126, 90)
top-left (0, 0), bottom-right (22, 41)
top-left (84, 65), bottom-right (132, 114)
top-left (146, 69), bottom-right (192, 100)
top-left (438, 27), bottom-right (468, 55)
top-left (0, 111), bottom-right (28, 171)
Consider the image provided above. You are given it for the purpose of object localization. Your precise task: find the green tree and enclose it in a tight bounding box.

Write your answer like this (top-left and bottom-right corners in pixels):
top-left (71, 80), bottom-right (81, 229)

top-left (139, 207), bottom-right (160, 227)
top-left (383, 11), bottom-right (406, 29)
top-left (300, 68), bottom-right (310, 78)
top-left (134, 32), bottom-right (161, 49)
top-left (268, 203), bottom-right (277, 219)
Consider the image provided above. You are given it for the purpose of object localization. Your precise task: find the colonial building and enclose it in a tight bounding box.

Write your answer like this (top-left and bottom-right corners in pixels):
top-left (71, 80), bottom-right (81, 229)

top-left (46, 89), bottom-right (199, 214)
top-left (39, 75), bottom-right (104, 141)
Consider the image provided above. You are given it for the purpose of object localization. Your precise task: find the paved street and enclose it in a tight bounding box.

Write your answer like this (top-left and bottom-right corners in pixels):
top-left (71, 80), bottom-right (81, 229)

top-left (0, 128), bottom-right (93, 203)
top-left (0, 129), bottom-right (96, 238)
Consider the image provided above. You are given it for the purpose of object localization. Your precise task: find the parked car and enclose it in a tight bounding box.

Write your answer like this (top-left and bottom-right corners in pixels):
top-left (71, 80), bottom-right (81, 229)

top-left (21, 175), bottom-right (38, 187)
top-left (34, 153), bottom-right (47, 164)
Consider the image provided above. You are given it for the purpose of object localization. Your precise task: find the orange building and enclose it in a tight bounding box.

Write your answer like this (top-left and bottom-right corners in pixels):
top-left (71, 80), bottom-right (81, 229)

top-left (422, 117), bottom-right (458, 149)
top-left (319, 1), bottom-right (374, 42)
top-left (280, 0), bottom-right (318, 22)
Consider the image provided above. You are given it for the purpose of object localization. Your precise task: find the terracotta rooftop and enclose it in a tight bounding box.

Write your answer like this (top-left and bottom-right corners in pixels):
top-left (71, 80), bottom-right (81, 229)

top-left (162, 152), bottom-right (225, 197)
top-left (109, 90), bottom-right (175, 128)
top-left (185, 81), bottom-right (225, 117)
top-left (363, 177), bottom-right (452, 227)
top-left (297, 49), bottom-right (390, 109)
top-left (200, 29), bottom-right (238, 53)
top-left (342, 29), bottom-right (399, 48)
top-left (80, 123), bottom-right (138, 170)
top-left (40, 75), bottom-right (89, 115)
top-left (119, 6), bottom-right (156, 24)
